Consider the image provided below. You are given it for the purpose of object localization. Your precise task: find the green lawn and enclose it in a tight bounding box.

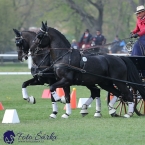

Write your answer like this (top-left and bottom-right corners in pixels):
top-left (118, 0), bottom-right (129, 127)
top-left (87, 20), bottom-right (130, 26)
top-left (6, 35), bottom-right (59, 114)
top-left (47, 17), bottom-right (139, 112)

top-left (0, 64), bottom-right (145, 145)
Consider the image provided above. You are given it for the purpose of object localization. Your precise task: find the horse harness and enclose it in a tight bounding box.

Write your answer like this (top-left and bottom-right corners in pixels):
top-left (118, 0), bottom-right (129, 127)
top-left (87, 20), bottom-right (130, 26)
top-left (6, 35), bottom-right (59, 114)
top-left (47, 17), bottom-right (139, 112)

top-left (35, 47), bottom-right (145, 87)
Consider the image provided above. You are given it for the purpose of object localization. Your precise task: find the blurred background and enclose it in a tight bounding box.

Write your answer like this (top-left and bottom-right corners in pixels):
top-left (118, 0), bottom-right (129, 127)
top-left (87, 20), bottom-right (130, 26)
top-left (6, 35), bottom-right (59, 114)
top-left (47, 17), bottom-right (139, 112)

top-left (0, 0), bottom-right (144, 64)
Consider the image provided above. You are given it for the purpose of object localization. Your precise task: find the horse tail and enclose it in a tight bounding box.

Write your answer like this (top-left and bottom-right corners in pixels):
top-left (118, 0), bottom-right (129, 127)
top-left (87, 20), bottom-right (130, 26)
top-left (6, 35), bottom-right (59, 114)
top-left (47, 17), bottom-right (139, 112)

top-left (120, 56), bottom-right (145, 101)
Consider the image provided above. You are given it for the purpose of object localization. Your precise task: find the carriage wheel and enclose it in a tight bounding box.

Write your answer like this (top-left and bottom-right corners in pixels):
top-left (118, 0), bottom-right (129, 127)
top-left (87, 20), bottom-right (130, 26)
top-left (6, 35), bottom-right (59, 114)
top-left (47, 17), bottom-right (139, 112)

top-left (107, 92), bottom-right (127, 117)
top-left (107, 90), bottom-right (145, 116)
top-left (133, 90), bottom-right (145, 116)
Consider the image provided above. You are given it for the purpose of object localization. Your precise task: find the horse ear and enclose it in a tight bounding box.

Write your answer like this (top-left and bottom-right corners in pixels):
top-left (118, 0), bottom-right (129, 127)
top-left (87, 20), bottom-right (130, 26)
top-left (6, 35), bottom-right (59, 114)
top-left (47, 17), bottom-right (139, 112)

top-left (42, 21), bottom-right (46, 31)
top-left (44, 21), bottom-right (47, 26)
top-left (13, 29), bottom-right (21, 37)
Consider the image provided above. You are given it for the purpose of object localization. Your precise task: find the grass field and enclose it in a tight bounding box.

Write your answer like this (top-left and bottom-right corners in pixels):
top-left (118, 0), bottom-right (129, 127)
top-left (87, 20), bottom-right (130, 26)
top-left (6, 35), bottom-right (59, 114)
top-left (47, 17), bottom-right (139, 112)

top-left (0, 63), bottom-right (145, 145)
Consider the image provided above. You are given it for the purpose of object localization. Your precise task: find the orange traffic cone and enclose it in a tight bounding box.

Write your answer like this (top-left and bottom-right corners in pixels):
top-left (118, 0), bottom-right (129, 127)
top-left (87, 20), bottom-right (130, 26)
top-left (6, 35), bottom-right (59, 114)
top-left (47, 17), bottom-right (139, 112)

top-left (70, 88), bottom-right (77, 109)
top-left (56, 88), bottom-right (65, 97)
top-left (41, 89), bottom-right (51, 99)
top-left (64, 88), bottom-right (77, 110)
top-left (0, 102), bottom-right (4, 110)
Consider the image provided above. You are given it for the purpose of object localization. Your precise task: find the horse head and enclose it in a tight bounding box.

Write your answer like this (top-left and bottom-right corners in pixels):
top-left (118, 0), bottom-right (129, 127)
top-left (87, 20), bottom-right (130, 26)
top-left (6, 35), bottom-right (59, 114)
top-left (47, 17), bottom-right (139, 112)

top-left (34, 21), bottom-right (71, 49)
top-left (13, 29), bottom-right (34, 61)
top-left (33, 21), bottom-right (50, 48)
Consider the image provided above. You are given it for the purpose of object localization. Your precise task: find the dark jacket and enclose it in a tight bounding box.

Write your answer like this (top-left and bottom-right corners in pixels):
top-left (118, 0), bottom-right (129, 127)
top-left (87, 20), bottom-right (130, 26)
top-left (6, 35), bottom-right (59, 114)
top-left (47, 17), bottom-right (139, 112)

top-left (79, 33), bottom-right (92, 44)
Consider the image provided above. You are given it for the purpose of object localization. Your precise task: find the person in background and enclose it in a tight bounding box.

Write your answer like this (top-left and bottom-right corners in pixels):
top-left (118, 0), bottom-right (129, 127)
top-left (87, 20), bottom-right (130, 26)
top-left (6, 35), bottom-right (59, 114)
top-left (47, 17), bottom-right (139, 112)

top-left (90, 30), bottom-right (107, 53)
top-left (130, 5), bottom-right (145, 56)
top-left (71, 39), bottom-right (78, 49)
top-left (111, 35), bottom-right (121, 53)
top-left (79, 29), bottom-right (92, 49)
top-left (113, 35), bottom-right (120, 42)
top-left (91, 30), bottom-right (106, 46)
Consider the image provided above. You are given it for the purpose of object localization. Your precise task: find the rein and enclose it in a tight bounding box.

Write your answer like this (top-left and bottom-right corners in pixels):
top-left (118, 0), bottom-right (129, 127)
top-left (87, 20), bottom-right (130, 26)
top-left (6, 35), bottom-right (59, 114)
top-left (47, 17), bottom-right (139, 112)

top-left (54, 63), bottom-right (145, 87)
top-left (37, 49), bottom-right (73, 74)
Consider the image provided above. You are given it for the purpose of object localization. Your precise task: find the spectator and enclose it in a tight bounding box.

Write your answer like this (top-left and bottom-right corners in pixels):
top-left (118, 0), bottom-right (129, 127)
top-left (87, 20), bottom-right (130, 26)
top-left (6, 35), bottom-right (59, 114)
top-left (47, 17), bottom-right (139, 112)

top-left (113, 35), bottom-right (120, 42)
top-left (130, 5), bottom-right (145, 56)
top-left (79, 29), bottom-right (92, 48)
top-left (71, 39), bottom-right (78, 49)
top-left (111, 35), bottom-right (122, 53)
top-left (91, 30), bottom-right (106, 46)
top-left (90, 30), bottom-right (107, 53)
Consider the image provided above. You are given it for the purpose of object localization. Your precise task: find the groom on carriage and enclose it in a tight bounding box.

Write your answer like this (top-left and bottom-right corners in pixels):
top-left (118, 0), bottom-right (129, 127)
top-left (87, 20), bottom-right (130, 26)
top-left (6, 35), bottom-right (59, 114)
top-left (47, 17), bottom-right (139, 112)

top-left (130, 5), bottom-right (145, 56)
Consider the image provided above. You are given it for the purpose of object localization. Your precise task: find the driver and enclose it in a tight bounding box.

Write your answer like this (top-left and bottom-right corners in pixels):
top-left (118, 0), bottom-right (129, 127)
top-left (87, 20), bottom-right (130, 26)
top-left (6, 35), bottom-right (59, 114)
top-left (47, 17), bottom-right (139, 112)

top-left (130, 5), bottom-right (145, 56)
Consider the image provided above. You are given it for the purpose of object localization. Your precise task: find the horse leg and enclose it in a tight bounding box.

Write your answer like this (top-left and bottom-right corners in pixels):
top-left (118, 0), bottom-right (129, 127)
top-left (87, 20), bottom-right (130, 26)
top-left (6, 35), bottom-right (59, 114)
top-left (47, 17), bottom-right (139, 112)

top-left (99, 83), bottom-right (121, 116)
top-left (22, 78), bottom-right (42, 104)
top-left (61, 86), bottom-right (71, 119)
top-left (49, 94), bottom-right (58, 119)
top-left (49, 78), bottom-right (66, 103)
top-left (50, 77), bottom-right (70, 103)
top-left (49, 79), bottom-right (66, 119)
top-left (115, 82), bottom-right (134, 118)
top-left (80, 85), bottom-right (102, 117)
top-left (49, 77), bottom-right (72, 119)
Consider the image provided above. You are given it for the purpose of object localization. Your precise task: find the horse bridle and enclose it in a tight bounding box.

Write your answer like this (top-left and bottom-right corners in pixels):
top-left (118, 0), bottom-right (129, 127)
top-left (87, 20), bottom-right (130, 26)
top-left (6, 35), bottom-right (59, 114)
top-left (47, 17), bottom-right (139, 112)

top-left (15, 35), bottom-right (29, 60)
top-left (33, 28), bottom-right (51, 47)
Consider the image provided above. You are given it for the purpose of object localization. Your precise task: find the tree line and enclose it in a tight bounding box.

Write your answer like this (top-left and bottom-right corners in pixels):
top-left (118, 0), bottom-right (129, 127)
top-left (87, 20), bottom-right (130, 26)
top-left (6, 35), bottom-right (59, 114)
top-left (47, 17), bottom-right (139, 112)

top-left (0, 0), bottom-right (144, 53)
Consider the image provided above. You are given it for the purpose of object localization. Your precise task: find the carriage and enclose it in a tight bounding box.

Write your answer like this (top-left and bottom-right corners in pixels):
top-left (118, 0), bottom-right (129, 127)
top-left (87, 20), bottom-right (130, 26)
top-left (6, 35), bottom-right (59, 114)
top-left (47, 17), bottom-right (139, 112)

top-left (13, 22), bottom-right (145, 118)
top-left (107, 56), bottom-right (145, 116)
top-left (107, 37), bottom-right (145, 117)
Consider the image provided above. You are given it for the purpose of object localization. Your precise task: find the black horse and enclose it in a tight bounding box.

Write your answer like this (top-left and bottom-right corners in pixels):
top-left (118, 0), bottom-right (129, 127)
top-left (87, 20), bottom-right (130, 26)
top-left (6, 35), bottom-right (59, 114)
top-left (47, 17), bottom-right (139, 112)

top-left (33, 21), bottom-right (145, 118)
top-left (13, 28), bottom-right (104, 119)
top-left (13, 29), bottom-right (67, 119)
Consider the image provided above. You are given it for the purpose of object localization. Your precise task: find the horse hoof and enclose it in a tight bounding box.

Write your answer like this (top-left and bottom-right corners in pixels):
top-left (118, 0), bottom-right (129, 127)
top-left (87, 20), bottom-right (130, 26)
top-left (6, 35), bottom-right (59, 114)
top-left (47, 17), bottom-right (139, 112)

top-left (60, 96), bottom-right (66, 104)
top-left (28, 96), bottom-right (36, 104)
top-left (124, 112), bottom-right (133, 118)
top-left (80, 109), bottom-right (88, 117)
top-left (94, 112), bottom-right (102, 118)
top-left (61, 114), bottom-right (69, 119)
top-left (109, 108), bottom-right (116, 115)
top-left (80, 109), bottom-right (88, 114)
top-left (111, 113), bottom-right (119, 117)
top-left (49, 114), bottom-right (57, 119)
top-left (124, 114), bottom-right (131, 118)
top-left (81, 113), bottom-right (88, 117)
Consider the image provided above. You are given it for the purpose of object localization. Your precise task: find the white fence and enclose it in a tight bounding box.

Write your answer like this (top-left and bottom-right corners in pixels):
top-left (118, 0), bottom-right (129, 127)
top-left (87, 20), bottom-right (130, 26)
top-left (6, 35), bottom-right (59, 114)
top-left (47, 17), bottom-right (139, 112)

top-left (0, 54), bottom-right (32, 69)
top-left (0, 54), bottom-right (32, 75)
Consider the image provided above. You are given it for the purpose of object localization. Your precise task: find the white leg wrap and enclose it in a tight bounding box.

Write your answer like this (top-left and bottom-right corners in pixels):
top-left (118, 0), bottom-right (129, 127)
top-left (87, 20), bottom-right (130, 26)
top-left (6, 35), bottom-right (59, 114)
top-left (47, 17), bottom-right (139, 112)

top-left (94, 97), bottom-right (102, 117)
top-left (108, 105), bottom-right (116, 115)
top-left (85, 97), bottom-right (93, 106)
top-left (128, 102), bottom-right (134, 113)
top-left (96, 97), bottom-right (101, 111)
top-left (51, 91), bottom-right (61, 101)
top-left (124, 102), bottom-right (134, 118)
top-left (61, 103), bottom-right (71, 119)
top-left (109, 96), bottom-right (117, 107)
top-left (52, 102), bottom-right (58, 112)
top-left (66, 103), bottom-right (71, 115)
top-left (22, 88), bottom-right (29, 99)
top-left (60, 96), bottom-right (66, 104)
top-left (80, 104), bottom-right (88, 114)
top-left (49, 102), bottom-right (57, 119)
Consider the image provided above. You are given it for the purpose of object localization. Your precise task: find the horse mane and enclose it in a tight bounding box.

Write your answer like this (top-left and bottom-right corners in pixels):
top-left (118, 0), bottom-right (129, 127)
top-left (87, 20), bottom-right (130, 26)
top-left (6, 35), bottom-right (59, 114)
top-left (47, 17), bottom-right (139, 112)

top-left (49, 27), bottom-right (71, 47)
